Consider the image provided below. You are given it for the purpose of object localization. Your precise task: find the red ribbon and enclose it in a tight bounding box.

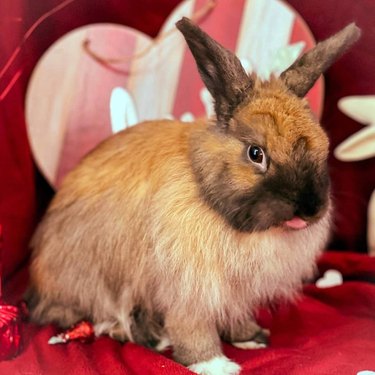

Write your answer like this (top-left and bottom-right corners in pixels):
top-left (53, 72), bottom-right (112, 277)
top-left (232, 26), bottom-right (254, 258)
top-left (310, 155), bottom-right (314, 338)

top-left (48, 321), bottom-right (95, 345)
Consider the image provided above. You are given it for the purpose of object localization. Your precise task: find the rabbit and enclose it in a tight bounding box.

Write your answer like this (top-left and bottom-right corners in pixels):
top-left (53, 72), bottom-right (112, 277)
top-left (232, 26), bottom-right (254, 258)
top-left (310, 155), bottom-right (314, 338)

top-left (26, 18), bottom-right (360, 375)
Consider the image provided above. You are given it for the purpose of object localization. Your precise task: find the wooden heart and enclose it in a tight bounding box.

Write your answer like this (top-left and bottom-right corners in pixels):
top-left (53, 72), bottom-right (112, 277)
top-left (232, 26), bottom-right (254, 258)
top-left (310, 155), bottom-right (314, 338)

top-left (25, 0), bottom-right (323, 189)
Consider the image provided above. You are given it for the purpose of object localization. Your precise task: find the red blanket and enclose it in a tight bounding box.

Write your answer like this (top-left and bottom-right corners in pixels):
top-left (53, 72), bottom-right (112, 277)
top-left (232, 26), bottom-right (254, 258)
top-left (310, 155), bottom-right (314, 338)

top-left (0, 0), bottom-right (374, 278)
top-left (1, 252), bottom-right (375, 374)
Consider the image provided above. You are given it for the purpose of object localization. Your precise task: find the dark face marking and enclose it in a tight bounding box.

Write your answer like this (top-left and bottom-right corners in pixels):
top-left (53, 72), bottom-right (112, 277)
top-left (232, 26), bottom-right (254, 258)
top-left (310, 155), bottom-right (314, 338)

top-left (234, 159), bottom-right (330, 231)
top-left (192, 135), bottom-right (330, 232)
top-left (205, 161), bottom-right (328, 232)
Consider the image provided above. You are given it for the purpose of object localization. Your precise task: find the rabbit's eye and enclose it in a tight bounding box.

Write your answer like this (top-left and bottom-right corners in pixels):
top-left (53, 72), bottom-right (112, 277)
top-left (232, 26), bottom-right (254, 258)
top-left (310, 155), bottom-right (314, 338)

top-left (247, 145), bottom-right (267, 172)
top-left (248, 145), bottom-right (263, 163)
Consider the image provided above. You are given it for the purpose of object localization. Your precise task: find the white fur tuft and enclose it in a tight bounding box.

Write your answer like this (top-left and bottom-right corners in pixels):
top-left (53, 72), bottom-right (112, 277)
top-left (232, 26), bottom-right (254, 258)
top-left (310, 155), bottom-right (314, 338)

top-left (94, 321), bottom-right (115, 337)
top-left (155, 336), bottom-right (171, 352)
top-left (188, 356), bottom-right (241, 375)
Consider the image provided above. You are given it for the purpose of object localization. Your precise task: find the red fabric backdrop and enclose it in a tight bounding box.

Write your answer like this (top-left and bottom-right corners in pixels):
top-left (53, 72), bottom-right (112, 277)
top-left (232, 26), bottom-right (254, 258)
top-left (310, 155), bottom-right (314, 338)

top-left (0, 1), bottom-right (374, 374)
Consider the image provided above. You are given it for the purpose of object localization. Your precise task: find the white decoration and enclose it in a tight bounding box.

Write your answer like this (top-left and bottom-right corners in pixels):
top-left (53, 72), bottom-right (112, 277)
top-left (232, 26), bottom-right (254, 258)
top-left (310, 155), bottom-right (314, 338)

top-left (200, 88), bottom-right (215, 119)
top-left (239, 57), bottom-right (252, 73)
top-left (316, 269), bottom-right (343, 288)
top-left (110, 87), bottom-right (139, 133)
top-left (180, 112), bottom-right (195, 122)
top-left (240, 43), bottom-right (305, 80)
top-left (270, 42), bottom-right (306, 77)
top-left (334, 96), bottom-right (375, 255)
top-left (109, 42), bottom-right (306, 132)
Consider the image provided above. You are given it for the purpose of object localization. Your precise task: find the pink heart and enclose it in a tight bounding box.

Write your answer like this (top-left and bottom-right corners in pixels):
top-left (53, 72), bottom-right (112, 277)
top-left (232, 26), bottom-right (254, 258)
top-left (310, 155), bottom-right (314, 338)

top-left (25, 0), bottom-right (323, 189)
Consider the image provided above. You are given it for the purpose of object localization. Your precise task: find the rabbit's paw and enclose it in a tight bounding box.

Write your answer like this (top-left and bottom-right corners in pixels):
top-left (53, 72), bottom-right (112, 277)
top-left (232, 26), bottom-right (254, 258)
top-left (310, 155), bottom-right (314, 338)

top-left (232, 328), bottom-right (269, 350)
top-left (232, 340), bottom-right (266, 349)
top-left (188, 355), bottom-right (241, 375)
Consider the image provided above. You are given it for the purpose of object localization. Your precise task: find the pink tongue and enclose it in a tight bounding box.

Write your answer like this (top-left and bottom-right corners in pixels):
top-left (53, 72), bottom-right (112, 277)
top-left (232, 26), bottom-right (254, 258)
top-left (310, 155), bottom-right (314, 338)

top-left (284, 217), bottom-right (308, 230)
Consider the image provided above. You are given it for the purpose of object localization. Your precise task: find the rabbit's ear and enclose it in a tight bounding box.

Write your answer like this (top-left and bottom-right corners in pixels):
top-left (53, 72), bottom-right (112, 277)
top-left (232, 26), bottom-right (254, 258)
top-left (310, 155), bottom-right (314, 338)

top-left (281, 23), bottom-right (361, 98)
top-left (176, 17), bottom-right (253, 129)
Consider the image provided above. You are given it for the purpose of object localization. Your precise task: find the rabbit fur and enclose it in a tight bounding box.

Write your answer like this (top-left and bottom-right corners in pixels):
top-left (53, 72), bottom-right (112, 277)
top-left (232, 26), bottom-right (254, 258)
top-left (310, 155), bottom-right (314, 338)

top-left (26, 18), bottom-right (360, 374)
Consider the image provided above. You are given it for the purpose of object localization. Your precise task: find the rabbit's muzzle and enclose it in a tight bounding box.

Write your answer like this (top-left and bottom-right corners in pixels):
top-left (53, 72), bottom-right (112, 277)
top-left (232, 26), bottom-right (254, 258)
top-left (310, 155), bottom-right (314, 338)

top-left (211, 159), bottom-right (330, 233)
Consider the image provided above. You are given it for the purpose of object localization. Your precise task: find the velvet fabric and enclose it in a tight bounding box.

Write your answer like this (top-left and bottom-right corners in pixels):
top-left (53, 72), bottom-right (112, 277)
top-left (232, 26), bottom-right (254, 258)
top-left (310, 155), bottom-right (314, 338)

top-left (0, 0), bottom-right (374, 373)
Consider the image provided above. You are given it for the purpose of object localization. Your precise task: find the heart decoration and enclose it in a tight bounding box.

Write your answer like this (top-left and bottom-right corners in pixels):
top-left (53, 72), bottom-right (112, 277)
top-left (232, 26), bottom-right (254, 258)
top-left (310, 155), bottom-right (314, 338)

top-left (25, 0), bottom-right (323, 189)
top-left (335, 96), bottom-right (375, 161)
top-left (315, 269), bottom-right (343, 289)
top-left (334, 96), bottom-right (375, 255)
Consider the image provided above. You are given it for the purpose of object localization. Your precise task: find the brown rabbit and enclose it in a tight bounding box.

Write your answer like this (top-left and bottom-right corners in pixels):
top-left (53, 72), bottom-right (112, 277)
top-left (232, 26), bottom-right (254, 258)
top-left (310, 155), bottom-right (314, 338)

top-left (26, 18), bottom-right (360, 375)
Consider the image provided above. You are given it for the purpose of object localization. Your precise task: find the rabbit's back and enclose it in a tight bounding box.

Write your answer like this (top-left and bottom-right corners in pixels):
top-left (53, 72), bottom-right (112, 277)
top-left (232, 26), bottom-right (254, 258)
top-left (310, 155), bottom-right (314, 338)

top-left (28, 120), bottom-right (200, 324)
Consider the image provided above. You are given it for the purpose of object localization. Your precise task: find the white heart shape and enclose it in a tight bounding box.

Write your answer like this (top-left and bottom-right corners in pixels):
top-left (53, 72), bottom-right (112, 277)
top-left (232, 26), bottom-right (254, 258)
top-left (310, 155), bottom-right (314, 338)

top-left (316, 269), bottom-right (343, 288)
top-left (357, 371), bottom-right (375, 375)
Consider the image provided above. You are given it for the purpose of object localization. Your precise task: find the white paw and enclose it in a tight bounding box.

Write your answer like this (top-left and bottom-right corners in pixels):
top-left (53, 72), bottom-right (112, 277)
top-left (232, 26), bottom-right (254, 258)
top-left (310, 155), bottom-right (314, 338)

top-left (188, 355), bottom-right (241, 375)
top-left (232, 340), bottom-right (267, 350)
